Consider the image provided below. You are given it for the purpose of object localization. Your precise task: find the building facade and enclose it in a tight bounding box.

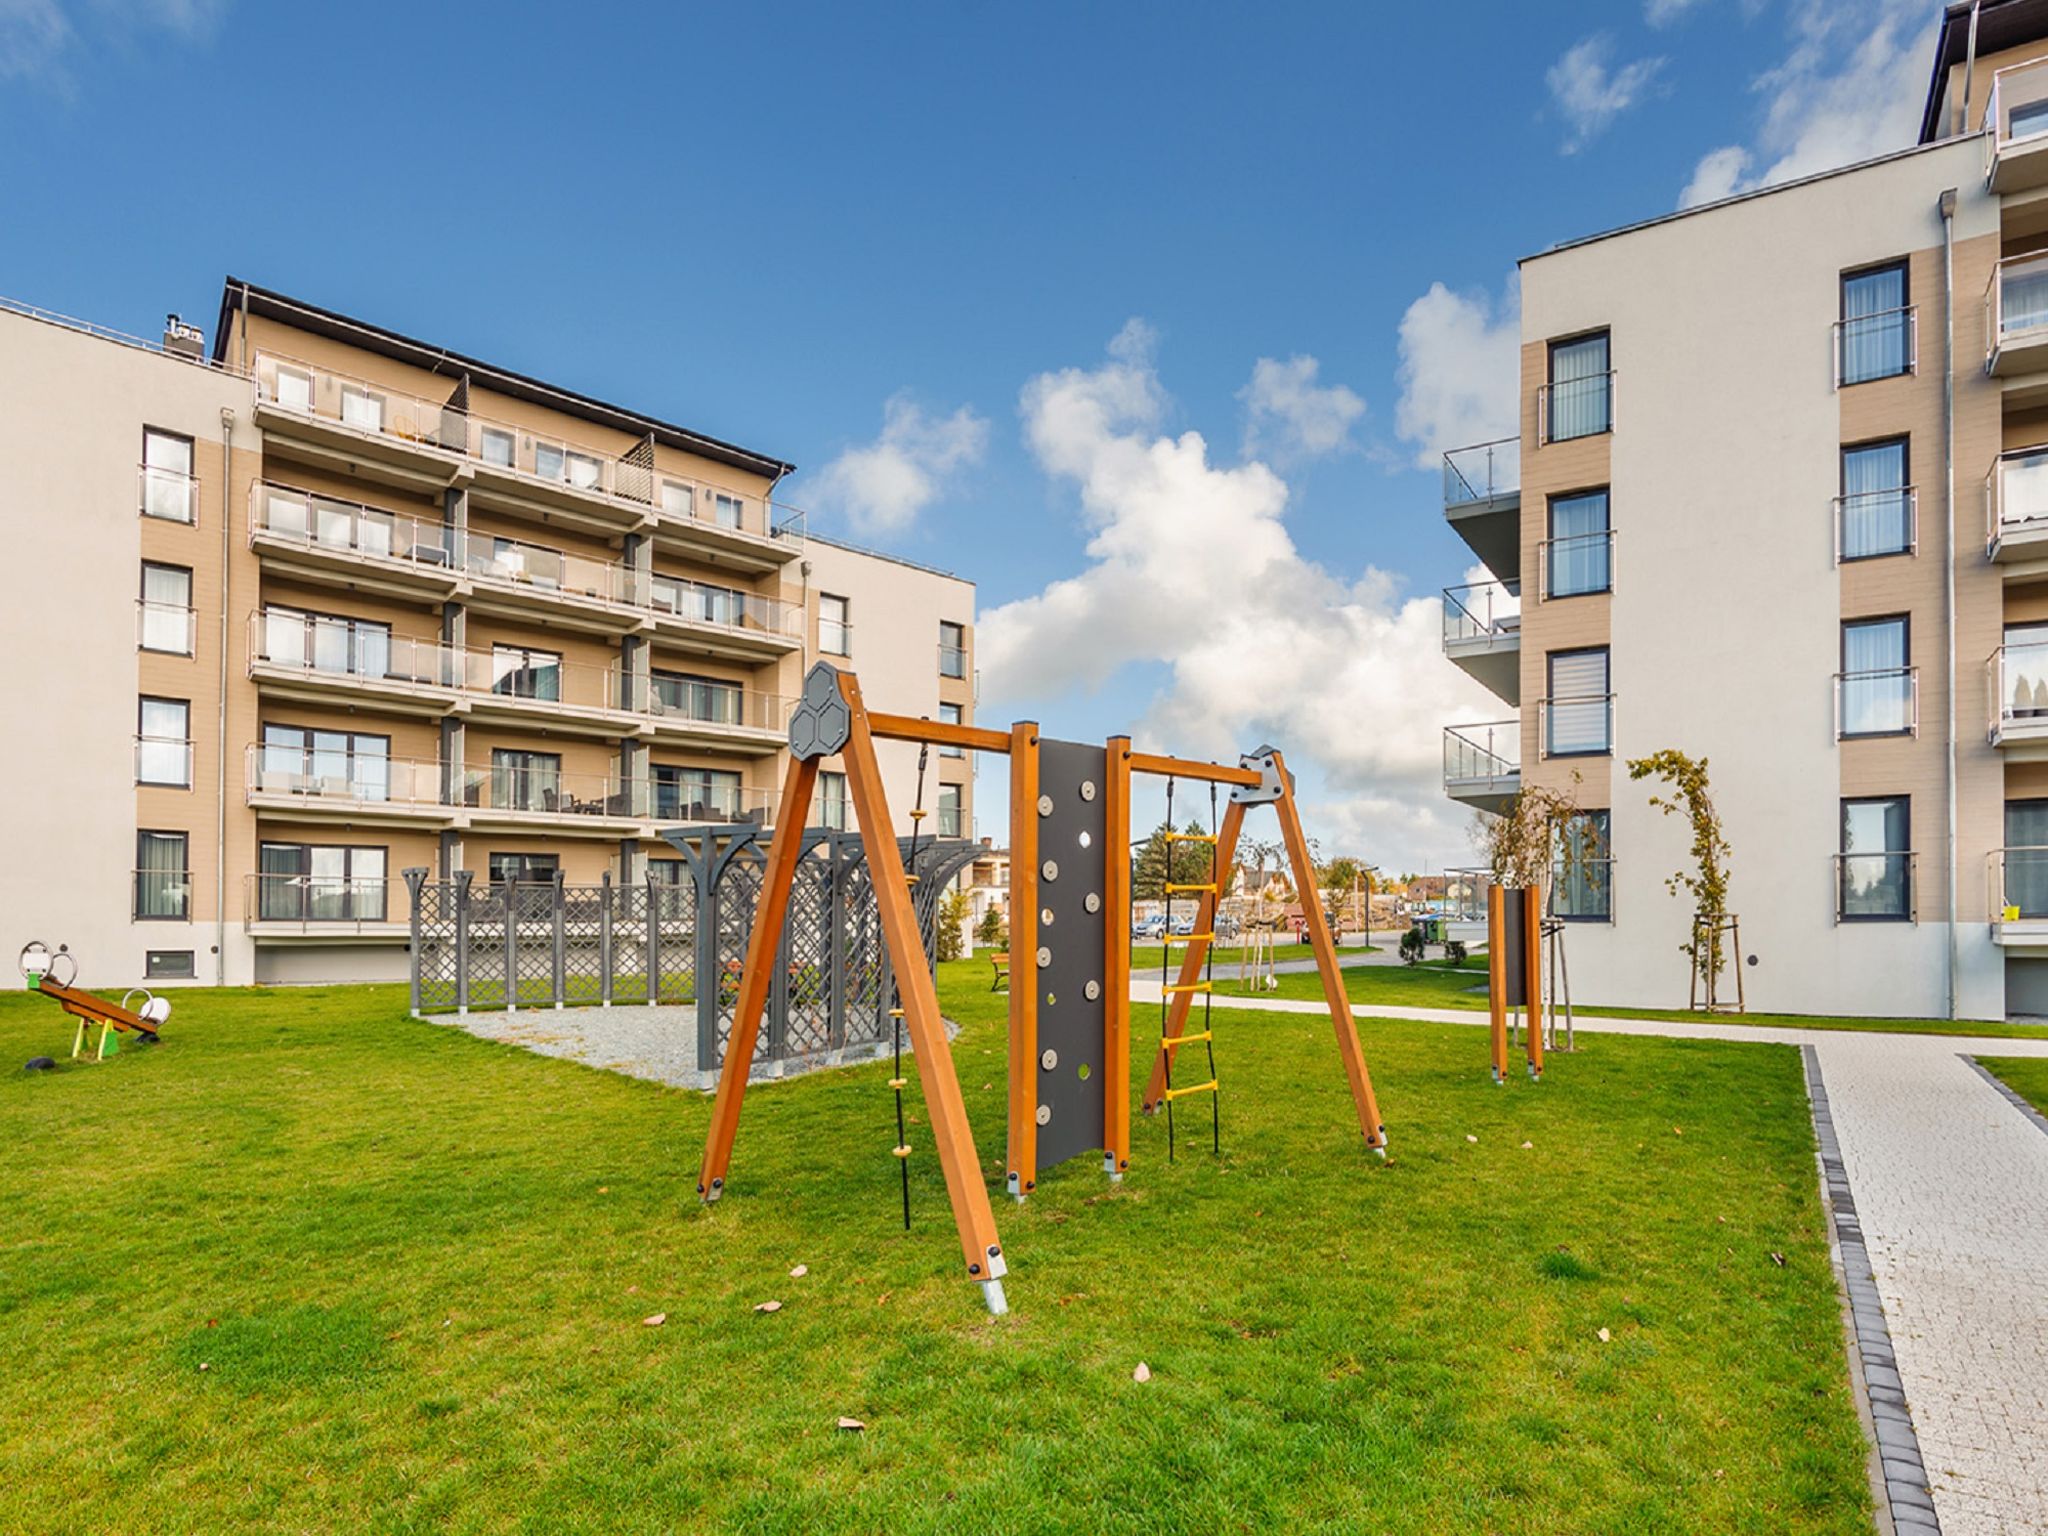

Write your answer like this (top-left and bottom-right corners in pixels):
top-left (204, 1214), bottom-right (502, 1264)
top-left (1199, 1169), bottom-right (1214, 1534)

top-left (1441, 1), bottom-right (2048, 1020)
top-left (0, 281), bottom-right (975, 987)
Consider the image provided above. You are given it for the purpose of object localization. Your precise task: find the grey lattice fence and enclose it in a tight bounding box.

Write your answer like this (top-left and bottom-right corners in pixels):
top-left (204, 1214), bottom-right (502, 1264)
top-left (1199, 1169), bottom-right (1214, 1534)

top-left (402, 829), bottom-right (977, 1073)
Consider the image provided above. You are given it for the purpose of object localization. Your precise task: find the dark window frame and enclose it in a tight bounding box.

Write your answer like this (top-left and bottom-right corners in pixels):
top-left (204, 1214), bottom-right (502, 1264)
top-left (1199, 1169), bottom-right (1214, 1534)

top-left (1552, 808), bottom-right (1612, 923)
top-left (1543, 645), bottom-right (1612, 759)
top-left (145, 949), bottom-right (196, 979)
top-left (819, 593), bottom-right (852, 657)
top-left (1839, 613), bottom-right (1913, 740)
top-left (1838, 794), bottom-right (1912, 923)
top-left (138, 560), bottom-right (196, 655)
top-left (140, 426), bottom-right (197, 523)
top-left (487, 851), bottom-right (562, 888)
top-left (1544, 329), bottom-right (1612, 442)
top-left (257, 840), bottom-right (391, 922)
top-left (137, 695), bottom-right (192, 788)
top-left (134, 829), bottom-right (190, 921)
top-left (1838, 435), bottom-right (1913, 562)
top-left (1838, 259), bottom-right (1913, 387)
top-left (1545, 487), bottom-right (1613, 599)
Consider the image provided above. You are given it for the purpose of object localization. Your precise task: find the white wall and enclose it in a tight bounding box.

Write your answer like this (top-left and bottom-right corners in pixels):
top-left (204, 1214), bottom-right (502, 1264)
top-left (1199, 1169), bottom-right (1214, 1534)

top-left (1522, 139), bottom-right (1996, 1017)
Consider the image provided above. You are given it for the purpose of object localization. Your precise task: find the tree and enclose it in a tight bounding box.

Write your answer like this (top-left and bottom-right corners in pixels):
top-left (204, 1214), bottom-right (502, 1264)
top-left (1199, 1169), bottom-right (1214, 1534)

top-left (974, 905), bottom-right (1006, 949)
top-left (1478, 779), bottom-right (1598, 891)
top-left (936, 888), bottom-right (970, 962)
top-left (1321, 855), bottom-right (1362, 893)
top-left (1131, 819), bottom-right (1217, 901)
top-left (1626, 749), bottom-right (1734, 1006)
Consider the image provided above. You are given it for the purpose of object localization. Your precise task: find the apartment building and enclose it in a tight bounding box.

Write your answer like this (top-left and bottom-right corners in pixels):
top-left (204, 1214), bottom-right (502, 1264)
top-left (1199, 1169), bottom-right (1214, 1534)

top-left (0, 280), bottom-right (975, 987)
top-left (1440, 0), bottom-right (2048, 1020)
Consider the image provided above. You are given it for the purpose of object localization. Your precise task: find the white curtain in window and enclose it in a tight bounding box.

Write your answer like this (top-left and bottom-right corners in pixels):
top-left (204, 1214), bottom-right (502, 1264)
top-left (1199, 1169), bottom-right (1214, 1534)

top-left (1840, 441), bottom-right (1908, 558)
top-left (1547, 335), bottom-right (1609, 441)
top-left (1841, 619), bottom-right (1909, 734)
top-left (1841, 267), bottom-right (1907, 382)
top-left (1548, 491), bottom-right (1609, 596)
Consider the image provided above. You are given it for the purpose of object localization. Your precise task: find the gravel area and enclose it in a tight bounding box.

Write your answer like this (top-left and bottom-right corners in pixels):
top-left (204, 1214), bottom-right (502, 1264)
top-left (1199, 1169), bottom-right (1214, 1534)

top-left (430, 1002), bottom-right (957, 1091)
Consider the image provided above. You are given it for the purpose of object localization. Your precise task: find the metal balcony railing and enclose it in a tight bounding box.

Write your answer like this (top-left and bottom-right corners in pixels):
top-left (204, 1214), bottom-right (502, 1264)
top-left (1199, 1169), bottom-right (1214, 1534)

top-left (135, 733), bottom-right (192, 787)
top-left (1550, 855), bottom-right (1614, 922)
top-left (252, 352), bottom-right (803, 548)
top-left (133, 866), bottom-right (191, 921)
top-left (1833, 307), bottom-right (1916, 387)
top-left (1835, 852), bottom-right (1916, 923)
top-left (136, 600), bottom-right (195, 656)
top-left (246, 745), bottom-right (445, 808)
top-left (1989, 641), bottom-right (2048, 738)
top-left (250, 482), bottom-right (455, 568)
top-left (1441, 580), bottom-right (1520, 647)
top-left (1986, 450), bottom-right (2048, 555)
top-left (1988, 255), bottom-right (2048, 362)
top-left (1836, 486), bottom-right (1916, 563)
top-left (1538, 530), bottom-right (1613, 599)
top-left (140, 461), bottom-right (196, 523)
top-left (938, 642), bottom-right (969, 679)
top-left (1540, 695), bottom-right (1614, 758)
top-left (1537, 373), bottom-right (1613, 445)
top-left (937, 804), bottom-right (964, 838)
top-left (1443, 721), bottom-right (1520, 786)
top-left (1984, 55), bottom-right (2048, 156)
top-left (1988, 845), bottom-right (2048, 924)
top-left (819, 619), bottom-right (852, 657)
top-left (245, 873), bottom-right (394, 931)
top-left (1835, 667), bottom-right (1918, 739)
top-left (1442, 437), bottom-right (1520, 509)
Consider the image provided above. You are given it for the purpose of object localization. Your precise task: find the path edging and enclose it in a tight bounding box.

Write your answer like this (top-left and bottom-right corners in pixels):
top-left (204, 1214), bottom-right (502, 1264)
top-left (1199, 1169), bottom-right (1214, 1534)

top-left (1962, 1054), bottom-right (2048, 1141)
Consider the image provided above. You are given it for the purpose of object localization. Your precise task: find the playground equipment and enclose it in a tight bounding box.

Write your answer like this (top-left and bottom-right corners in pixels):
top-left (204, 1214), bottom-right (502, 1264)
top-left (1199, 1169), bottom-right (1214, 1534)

top-left (19, 941), bottom-right (168, 1061)
top-left (696, 662), bottom-right (1387, 1315)
top-left (1486, 888), bottom-right (1544, 1083)
top-left (1237, 922), bottom-right (1279, 992)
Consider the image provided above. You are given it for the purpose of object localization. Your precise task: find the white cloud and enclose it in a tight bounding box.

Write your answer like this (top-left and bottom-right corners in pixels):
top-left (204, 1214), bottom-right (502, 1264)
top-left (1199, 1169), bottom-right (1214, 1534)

top-left (1, 0), bottom-right (226, 83)
top-left (1678, 0), bottom-right (1932, 208)
top-left (809, 392), bottom-right (988, 536)
top-left (1392, 276), bottom-right (1520, 470)
top-left (1238, 354), bottom-right (1366, 462)
top-left (978, 326), bottom-right (1504, 873)
top-left (1645, 0), bottom-right (1710, 25)
top-left (0, 0), bottom-right (69, 78)
top-left (1547, 34), bottom-right (1667, 153)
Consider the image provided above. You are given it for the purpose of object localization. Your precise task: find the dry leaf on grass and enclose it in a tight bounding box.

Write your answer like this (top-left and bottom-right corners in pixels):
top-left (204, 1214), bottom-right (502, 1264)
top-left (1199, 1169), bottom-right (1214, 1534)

top-left (837, 1416), bottom-right (865, 1432)
top-left (642, 1313), bottom-right (667, 1327)
top-left (789, 1264), bottom-right (808, 1279)
top-left (1520, 1141), bottom-right (1533, 1150)
top-left (1596, 1327), bottom-right (1611, 1343)
top-left (755, 1300), bottom-right (783, 1314)
top-left (1465, 1134), bottom-right (1478, 1144)
top-left (1132, 1362), bottom-right (1151, 1383)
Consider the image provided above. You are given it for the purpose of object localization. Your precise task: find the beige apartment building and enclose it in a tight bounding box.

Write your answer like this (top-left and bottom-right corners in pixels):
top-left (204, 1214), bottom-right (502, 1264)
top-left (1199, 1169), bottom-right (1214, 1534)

top-left (1441, 0), bottom-right (2048, 1020)
top-left (0, 280), bottom-right (975, 987)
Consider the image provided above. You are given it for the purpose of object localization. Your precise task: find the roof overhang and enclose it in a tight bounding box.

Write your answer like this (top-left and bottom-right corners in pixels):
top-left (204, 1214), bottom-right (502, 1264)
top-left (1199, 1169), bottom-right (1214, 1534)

top-left (1920, 0), bottom-right (2048, 143)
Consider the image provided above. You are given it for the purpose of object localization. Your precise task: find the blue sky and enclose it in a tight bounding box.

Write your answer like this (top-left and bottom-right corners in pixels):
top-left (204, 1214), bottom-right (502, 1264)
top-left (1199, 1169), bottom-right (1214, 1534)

top-left (0, 0), bottom-right (1937, 872)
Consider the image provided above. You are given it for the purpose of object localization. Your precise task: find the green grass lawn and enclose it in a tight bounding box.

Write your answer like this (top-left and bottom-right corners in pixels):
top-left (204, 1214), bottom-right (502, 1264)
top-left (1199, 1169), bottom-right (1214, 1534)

top-left (0, 967), bottom-right (1872, 1533)
top-left (1215, 956), bottom-right (2048, 1040)
top-left (1977, 1054), bottom-right (2048, 1115)
top-left (1125, 939), bottom-right (1374, 973)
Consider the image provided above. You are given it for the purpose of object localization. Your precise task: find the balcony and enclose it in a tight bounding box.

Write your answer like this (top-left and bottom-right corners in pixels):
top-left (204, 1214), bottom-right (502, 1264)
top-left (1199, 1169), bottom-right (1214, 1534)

top-left (1985, 255), bottom-right (2048, 377)
top-left (1835, 667), bottom-right (1918, 740)
top-left (1986, 449), bottom-right (2048, 562)
top-left (1443, 721), bottom-right (1520, 814)
top-left (1441, 581), bottom-right (1520, 704)
top-left (1832, 309), bottom-right (1916, 388)
top-left (251, 352), bottom-right (803, 570)
top-left (1990, 847), bottom-right (2048, 947)
top-left (248, 483), bottom-right (462, 602)
top-left (1442, 437), bottom-right (1520, 582)
top-left (1537, 373), bottom-right (1613, 447)
top-left (1836, 486), bottom-right (1917, 564)
top-left (1985, 56), bottom-right (2048, 193)
top-left (1989, 642), bottom-right (2048, 753)
top-left (245, 746), bottom-right (455, 828)
top-left (244, 873), bottom-right (402, 939)
top-left (1538, 530), bottom-right (1613, 599)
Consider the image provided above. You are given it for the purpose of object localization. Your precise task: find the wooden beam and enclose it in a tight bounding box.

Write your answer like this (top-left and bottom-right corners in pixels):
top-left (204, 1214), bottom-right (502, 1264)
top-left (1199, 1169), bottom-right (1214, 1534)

top-left (1140, 796), bottom-right (1245, 1113)
top-left (1006, 722), bottom-right (1040, 1198)
top-left (696, 752), bottom-right (820, 1202)
top-left (1102, 736), bottom-right (1132, 1177)
top-left (866, 711), bottom-right (1013, 756)
top-left (1125, 751), bottom-right (1263, 788)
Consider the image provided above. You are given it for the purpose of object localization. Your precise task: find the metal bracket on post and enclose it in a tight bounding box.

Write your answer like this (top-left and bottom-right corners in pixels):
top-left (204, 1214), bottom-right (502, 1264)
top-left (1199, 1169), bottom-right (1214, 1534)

top-left (1229, 746), bottom-right (1290, 807)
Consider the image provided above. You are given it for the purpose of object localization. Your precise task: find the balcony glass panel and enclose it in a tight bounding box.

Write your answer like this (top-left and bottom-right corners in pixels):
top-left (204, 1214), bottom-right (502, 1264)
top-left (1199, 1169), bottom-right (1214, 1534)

top-left (2002, 257), bottom-right (2048, 339)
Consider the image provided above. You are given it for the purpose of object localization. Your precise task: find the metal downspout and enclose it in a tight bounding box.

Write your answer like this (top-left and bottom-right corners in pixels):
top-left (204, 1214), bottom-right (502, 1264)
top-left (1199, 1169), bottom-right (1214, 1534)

top-left (216, 407), bottom-right (234, 985)
top-left (1941, 189), bottom-right (1959, 1021)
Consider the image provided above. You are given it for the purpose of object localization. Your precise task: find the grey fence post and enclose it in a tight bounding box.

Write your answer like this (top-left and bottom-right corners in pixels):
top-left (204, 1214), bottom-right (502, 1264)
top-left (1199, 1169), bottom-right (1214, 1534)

top-left (403, 867), bottom-right (427, 1018)
top-left (646, 872), bottom-right (662, 1008)
top-left (599, 872), bottom-right (614, 1008)
top-left (454, 869), bottom-right (474, 1016)
top-left (504, 880), bottom-right (519, 1014)
top-left (695, 850), bottom-right (721, 1074)
top-left (550, 869), bottom-right (567, 1009)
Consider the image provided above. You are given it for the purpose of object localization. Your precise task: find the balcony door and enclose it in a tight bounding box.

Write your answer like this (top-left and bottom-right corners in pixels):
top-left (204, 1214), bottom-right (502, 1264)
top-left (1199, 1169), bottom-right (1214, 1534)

top-left (1546, 333), bottom-right (1610, 441)
top-left (2008, 801), bottom-right (2048, 918)
top-left (2007, 621), bottom-right (2048, 720)
top-left (1840, 261), bottom-right (1909, 382)
top-left (1547, 490), bottom-right (1610, 597)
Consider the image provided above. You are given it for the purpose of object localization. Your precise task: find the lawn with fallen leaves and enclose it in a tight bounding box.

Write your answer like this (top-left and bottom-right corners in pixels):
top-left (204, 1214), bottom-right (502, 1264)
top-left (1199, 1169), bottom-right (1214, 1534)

top-left (0, 963), bottom-right (1870, 1533)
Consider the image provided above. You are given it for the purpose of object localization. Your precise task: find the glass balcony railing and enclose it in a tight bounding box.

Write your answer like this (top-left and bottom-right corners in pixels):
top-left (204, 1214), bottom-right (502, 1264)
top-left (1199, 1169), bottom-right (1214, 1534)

top-left (1988, 255), bottom-right (2048, 360)
top-left (1990, 641), bottom-right (2048, 738)
top-left (1441, 580), bottom-right (1519, 648)
top-left (1984, 56), bottom-right (2048, 164)
top-left (1835, 667), bottom-right (1918, 739)
top-left (1538, 373), bottom-right (1613, 445)
top-left (133, 866), bottom-right (192, 921)
top-left (1540, 695), bottom-right (1614, 758)
top-left (1836, 486), bottom-right (1916, 562)
top-left (1987, 449), bottom-right (2048, 554)
top-left (1833, 308), bottom-right (1916, 386)
top-left (938, 642), bottom-right (969, 679)
top-left (1835, 852), bottom-right (1915, 923)
top-left (1990, 846), bottom-right (2048, 924)
top-left (140, 461), bottom-right (196, 523)
top-left (245, 873), bottom-right (393, 930)
top-left (1443, 721), bottom-right (1520, 787)
top-left (246, 745), bottom-right (444, 808)
top-left (136, 600), bottom-right (195, 656)
top-left (1539, 530), bottom-right (1613, 598)
top-left (1443, 437), bottom-right (1520, 509)
top-left (252, 351), bottom-right (805, 549)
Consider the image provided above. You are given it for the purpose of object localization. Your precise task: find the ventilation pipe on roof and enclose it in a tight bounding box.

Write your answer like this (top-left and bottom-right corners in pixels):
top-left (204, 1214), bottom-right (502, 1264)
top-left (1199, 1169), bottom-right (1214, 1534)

top-left (1963, 1), bottom-right (1982, 135)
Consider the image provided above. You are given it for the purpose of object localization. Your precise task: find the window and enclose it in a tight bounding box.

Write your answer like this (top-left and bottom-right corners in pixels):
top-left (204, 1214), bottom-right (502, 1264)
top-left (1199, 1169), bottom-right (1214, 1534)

top-left (1544, 648), bottom-right (1610, 757)
top-left (2014, 97), bottom-right (2048, 142)
top-left (134, 831), bottom-right (189, 920)
top-left (820, 771), bottom-right (849, 831)
top-left (1839, 617), bottom-right (1912, 737)
top-left (661, 480), bottom-right (694, 517)
top-left (1552, 810), bottom-right (1611, 921)
top-left (2000, 446), bottom-right (2048, 541)
top-left (649, 857), bottom-right (690, 919)
top-left (940, 701), bottom-right (965, 757)
top-left (139, 562), bottom-right (193, 654)
top-left (1546, 490), bottom-right (1610, 598)
top-left (1839, 261), bottom-right (1911, 384)
top-left (137, 697), bottom-right (191, 786)
top-left (2004, 620), bottom-right (2048, 723)
top-left (565, 450), bottom-right (602, 491)
top-left (259, 725), bottom-right (391, 801)
top-left (259, 843), bottom-right (388, 921)
top-left (260, 606), bottom-right (393, 679)
top-left (481, 426), bottom-right (516, 468)
top-left (937, 784), bottom-right (963, 838)
top-left (653, 764), bottom-right (744, 821)
top-left (491, 748), bottom-right (563, 813)
top-left (939, 621), bottom-right (968, 678)
top-left (1839, 797), bottom-right (1911, 920)
top-left (2005, 800), bottom-right (2048, 919)
top-left (273, 365), bottom-right (312, 411)
top-left (819, 594), bottom-right (851, 657)
top-left (534, 441), bottom-right (567, 481)
top-left (1545, 332), bottom-right (1610, 443)
top-left (487, 851), bottom-right (559, 888)
top-left (490, 644), bottom-right (562, 701)
top-left (656, 579), bottom-right (745, 628)
top-left (145, 949), bottom-right (196, 979)
top-left (713, 492), bottom-right (743, 530)
top-left (141, 428), bottom-right (195, 522)
top-left (1840, 439), bottom-right (1911, 559)
top-left (651, 670), bottom-right (742, 724)
top-left (339, 385), bottom-right (385, 433)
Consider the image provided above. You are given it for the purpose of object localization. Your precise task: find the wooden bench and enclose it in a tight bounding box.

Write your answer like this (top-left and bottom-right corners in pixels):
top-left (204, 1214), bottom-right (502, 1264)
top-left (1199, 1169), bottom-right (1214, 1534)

top-left (990, 951), bottom-right (1009, 991)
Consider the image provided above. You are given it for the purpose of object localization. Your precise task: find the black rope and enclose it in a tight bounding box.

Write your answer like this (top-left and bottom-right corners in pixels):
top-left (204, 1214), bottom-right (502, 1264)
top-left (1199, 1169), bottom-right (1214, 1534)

top-left (1205, 781), bottom-right (1220, 1155)
top-left (887, 742), bottom-right (932, 1231)
top-left (1162, 776), bottom-right (1177, 1163)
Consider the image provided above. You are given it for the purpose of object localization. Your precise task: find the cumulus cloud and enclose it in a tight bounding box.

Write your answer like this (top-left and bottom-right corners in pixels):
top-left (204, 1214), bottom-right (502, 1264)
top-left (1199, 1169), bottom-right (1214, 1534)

top-left (1, 0), bottom-right (226, 83)
top-left (1678, 0), bottom-right (1932, 208)
top-left (1548, 34), bottom-right (1667, 153)
top-left (978, 324), bottom-right (1503, 873)
top-left (809, 392), bottom-right (988, 536)
top-left (1393, 276), bottom-right (1520, 470)
top-left (1644, 0), bottom-right (1710, 25)
top-left (1238, 354), bottom-right (1366, 462)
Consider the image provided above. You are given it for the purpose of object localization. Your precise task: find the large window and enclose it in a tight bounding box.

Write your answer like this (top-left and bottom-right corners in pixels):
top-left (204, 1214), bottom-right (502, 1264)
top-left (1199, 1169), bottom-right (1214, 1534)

top-left (480, 426), bottom-right (516, 468)
top-left (1552, 809), bottom-right (1611, 921)
top-left (1839, 797), bottom-right (1911, 921)
top-left (819, 594), bottom-right (851, 657)
top-left (1546, 490), bottom-right (1610, 598)
top-left (259, 843), bottom-right (388, 922)
top-left (1544, 648), bottom-right (1611, 757)
top-left (490, 644), bottom-right (561, 701)
top-left (1840, 438), bottom-right (1911, 560)
top-left (260, 724), bottom-right (391, 801)
top-left (141, 428), bottom-right (195, 522)
top-left (940, 701), bottom-right (966, 757)
top-left (487, 851), bottom-right (560, 888)
top-left (137, 697), bottom-right (191, 786)
top-left (339, 385), bottom-right (385, 433)
top-left (652, 670), bottom-right (742, 724)
top-left (939, 621), bottom-right (968, 678)
top-left (653, 765), bottom-right (743, 821)
top-left (262, 606), bottom-right (393, 679)
top-left (1839, 261), bottom-right (1912, 385)
top-left (2005, 800), bottom-right (2048, 920)
top-left (139, 562), bottom-right (193, 654)
top-left (652, 578), bottom-right (746, 628)
top-left (648, 857), bottom-right (690, 919)
top-left (1839, 616), bottom-right (1913, 737)
top-left (1545, 332), bottom-right (1610, 443)
top-left (491, 748), bottom-right (563, 813)
top-left (660, 480), bottom-right (694, 517)
top-left (134, 831), bottom-right (189, 920)
top-left (712, 492), bottom-right (743, 530)
top-left (937, 783), bottom-right (963, 838)
top-left (820, 771), bottom-right (849, 831)
top-left (532, 440), bottom-right (601, 489)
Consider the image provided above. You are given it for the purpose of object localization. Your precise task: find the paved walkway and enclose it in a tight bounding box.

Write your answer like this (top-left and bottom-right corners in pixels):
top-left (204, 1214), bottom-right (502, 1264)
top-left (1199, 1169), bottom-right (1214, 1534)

top-left (1131, 982), bottom-right (2048, 1534)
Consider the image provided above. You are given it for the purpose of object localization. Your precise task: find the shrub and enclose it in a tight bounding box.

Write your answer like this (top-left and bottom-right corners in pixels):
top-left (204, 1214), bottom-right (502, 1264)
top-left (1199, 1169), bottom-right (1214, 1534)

top-left (1445, 939), bottom-right (1468, 965)
top-left (1398, 928), bottom-right (1425, 966)
top-left (937, 890), bottom-right (970, 962)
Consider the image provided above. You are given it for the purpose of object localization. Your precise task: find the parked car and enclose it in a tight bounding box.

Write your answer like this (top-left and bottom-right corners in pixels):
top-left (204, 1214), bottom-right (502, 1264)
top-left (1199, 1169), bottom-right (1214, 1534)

top-left (1169, 915), bottom-right (1197, 936)
top-left (1134, 917), bottom-right (1166, 941)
